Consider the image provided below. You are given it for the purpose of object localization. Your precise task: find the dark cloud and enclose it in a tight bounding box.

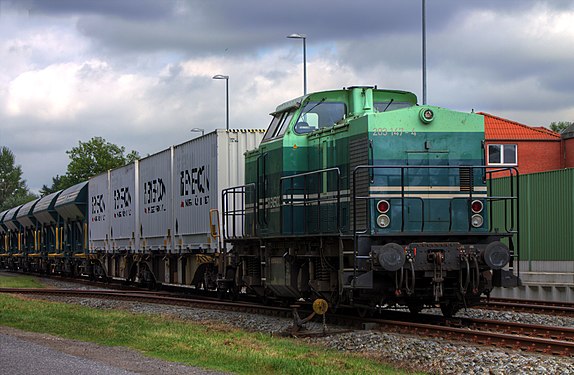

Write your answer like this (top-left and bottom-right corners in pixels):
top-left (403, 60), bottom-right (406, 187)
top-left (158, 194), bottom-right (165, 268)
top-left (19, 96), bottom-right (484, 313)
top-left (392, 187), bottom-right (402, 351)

top-left (25, 0), bottom-right (173, 20)
top-left (3, 0), bottom-right (574, 191)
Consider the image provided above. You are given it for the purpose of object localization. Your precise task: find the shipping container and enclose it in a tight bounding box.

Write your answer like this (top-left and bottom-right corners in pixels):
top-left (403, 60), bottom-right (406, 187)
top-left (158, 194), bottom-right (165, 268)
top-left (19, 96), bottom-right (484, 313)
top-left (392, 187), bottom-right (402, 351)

top-left (109, 162), bottom-right (138, 251)
top-left (138, 148), bottom-right (172, 252)
top-left (89, 173), bottom-right (110, 252)
top-left (172, 129), bottom-right (264, 253)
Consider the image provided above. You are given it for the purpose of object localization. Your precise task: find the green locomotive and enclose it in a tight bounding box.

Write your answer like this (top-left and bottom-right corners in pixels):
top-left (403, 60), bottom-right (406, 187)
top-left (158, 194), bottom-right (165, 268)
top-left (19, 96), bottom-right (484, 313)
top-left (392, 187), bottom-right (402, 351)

top-left (222, 86), bottom-right (520, 316)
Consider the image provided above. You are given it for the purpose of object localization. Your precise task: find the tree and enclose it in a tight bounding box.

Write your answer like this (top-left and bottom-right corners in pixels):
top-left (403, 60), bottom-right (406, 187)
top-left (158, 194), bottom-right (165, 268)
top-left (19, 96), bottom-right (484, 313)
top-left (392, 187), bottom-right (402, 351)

top-left (39, 175), bottom-right (64, 196)
top-left (0, 146), bottom-right (37, 211)
top-left (549, 121), bottom-right (573, 133)
top-left (51, 137), bottom-right (140, 191)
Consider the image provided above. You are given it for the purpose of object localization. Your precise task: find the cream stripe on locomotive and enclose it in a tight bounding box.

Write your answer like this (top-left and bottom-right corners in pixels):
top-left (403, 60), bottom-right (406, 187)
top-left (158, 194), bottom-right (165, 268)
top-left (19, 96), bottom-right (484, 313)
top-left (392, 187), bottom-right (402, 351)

top-left (369, 186), bottom-right (487, 192)
top-left (369, 193), bottom-right (487, 199)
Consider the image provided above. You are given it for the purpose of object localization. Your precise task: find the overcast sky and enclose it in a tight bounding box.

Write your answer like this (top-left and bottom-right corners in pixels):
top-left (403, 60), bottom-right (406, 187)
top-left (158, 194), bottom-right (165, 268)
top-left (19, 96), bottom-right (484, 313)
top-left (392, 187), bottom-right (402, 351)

top-left (1, 0), bottom-right (574, 193)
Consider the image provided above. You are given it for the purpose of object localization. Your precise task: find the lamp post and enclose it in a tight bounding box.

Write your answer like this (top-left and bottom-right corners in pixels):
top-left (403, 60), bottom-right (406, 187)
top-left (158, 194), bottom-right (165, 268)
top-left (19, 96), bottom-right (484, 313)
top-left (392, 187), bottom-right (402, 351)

top-left (190, 128), bottom-right (204, 137)
top-left (422, 0), bottom-right (427, 105)
top-left (212, 74), bottom-right (229, 130)
top-left (287, 33), bottom-right (307, 95)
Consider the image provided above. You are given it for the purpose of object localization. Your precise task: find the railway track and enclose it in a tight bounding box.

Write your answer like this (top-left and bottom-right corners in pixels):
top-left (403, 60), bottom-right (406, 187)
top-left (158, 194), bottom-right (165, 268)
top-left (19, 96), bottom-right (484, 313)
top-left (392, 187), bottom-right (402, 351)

top-left (0, 287), bottom-right (293, 318)
top-left (1, 287), bottom-right (572, 357)
top-left (365, 316), bottom-right (574, 357)
top-left (483, 297), bottom-right (574, 317)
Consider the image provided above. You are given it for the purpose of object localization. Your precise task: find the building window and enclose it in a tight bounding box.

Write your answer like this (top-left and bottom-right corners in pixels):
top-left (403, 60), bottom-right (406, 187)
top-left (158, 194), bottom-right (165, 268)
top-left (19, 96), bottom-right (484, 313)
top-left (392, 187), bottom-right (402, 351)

top-left (488, 144), bottom-right (517, 165)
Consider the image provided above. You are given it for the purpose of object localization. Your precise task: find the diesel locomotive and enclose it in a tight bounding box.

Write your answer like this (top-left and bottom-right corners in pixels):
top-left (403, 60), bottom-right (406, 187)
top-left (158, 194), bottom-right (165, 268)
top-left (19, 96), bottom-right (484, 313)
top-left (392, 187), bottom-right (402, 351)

top-left (0, 86), bottom-right (520, 317)
top-left (221, 86), bottom-right (520, 316)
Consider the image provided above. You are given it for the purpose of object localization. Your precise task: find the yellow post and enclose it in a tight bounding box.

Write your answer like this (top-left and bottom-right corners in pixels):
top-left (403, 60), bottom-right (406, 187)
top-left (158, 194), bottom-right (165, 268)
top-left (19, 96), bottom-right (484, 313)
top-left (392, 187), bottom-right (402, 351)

top-left (84, 223), bottom-right (88, 251)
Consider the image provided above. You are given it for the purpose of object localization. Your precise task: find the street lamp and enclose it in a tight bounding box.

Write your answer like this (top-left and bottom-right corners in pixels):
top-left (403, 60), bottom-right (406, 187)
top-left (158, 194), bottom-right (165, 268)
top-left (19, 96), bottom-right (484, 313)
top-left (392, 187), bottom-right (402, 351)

top-left (422, 0), bottom-right (427, 105)
top-left (287, 33), bottom-right (307, 95)
top-left (190, 128), bottom-right (204, 137)
top-left (212, 74), bottom-right (229, 131)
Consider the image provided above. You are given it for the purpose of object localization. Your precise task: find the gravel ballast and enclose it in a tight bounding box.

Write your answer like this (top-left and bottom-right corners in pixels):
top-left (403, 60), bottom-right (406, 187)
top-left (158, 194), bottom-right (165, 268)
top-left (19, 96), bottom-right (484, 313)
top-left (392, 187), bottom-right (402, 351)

top-left (8, 277), bottom-right (574, 374)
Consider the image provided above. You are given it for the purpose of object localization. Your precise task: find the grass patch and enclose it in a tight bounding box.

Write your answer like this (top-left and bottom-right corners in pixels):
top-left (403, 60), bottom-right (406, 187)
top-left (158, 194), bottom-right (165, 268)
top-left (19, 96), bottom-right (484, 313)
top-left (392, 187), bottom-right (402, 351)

top-left (0, 294), bottom-right (410, 374)
top-left (0, 273), bottom-right (45, 288)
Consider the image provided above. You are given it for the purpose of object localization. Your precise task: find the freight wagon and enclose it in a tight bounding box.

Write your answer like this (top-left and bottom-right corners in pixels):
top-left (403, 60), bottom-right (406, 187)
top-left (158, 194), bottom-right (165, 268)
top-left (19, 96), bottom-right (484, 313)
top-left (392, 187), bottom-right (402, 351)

top-left (0, 129), bottom-right (264, 289)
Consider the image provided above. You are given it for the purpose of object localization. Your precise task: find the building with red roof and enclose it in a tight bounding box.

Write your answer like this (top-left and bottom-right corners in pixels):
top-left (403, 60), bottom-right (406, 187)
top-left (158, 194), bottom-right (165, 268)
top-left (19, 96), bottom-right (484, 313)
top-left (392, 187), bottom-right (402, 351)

top-left (561, 124), bottom-right (574, 168)
top-left (479, 112), bottom-right (564, 176)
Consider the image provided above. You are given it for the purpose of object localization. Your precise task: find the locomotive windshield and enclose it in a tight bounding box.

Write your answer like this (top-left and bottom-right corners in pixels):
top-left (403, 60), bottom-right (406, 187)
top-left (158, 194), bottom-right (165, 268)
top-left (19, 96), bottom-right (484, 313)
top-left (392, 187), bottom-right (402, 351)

top-left (293, 101), bottom-right (346, 134)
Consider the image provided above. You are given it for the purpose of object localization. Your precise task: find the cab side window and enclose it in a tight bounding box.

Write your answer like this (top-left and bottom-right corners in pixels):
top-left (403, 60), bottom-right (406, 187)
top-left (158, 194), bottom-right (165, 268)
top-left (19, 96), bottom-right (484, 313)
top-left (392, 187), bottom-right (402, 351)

top-left (262, 110), bottom-right (295, 141)
top-left (294, 102), bottom-right (346, 134)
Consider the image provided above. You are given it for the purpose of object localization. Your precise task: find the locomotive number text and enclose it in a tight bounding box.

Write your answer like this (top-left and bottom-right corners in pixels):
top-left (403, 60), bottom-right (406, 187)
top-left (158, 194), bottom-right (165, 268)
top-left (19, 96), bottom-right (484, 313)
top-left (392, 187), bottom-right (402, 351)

top-left (373, 128), bottom-right (417, 136)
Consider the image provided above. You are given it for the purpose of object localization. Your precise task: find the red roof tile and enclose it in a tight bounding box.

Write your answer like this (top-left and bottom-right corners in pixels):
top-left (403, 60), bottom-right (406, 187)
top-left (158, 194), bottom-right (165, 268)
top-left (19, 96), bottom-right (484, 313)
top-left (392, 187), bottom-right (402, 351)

top-left (478, 112), bottom-right (561, 140)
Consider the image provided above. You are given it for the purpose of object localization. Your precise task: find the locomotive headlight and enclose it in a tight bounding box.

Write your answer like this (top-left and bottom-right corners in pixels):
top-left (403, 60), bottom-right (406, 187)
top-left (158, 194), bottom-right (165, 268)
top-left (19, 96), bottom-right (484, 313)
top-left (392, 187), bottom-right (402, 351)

top-left (471, 214), bottom-right (484, 228)
top-left (376, 214), bottom-right (390, 228)
top-left (419, 108), bottom-right (435, 124)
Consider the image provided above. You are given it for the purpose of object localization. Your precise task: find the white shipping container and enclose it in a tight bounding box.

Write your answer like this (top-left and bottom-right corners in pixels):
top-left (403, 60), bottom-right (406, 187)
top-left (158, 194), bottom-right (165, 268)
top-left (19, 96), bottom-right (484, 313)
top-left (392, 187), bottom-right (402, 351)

top-left (109, 162), bottom-right (138, 251)
top-left (172, 129), bottom-right (264, 253)
top-left (138, 148), bottom-right (172, 252)
top-left (88, 172), bottom-right (110, 252)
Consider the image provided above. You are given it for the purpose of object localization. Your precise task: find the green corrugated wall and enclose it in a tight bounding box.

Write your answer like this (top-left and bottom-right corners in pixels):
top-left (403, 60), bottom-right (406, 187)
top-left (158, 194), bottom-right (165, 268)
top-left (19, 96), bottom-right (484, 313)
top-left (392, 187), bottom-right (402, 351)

top-left (490, 168), bottom-right (574, 262)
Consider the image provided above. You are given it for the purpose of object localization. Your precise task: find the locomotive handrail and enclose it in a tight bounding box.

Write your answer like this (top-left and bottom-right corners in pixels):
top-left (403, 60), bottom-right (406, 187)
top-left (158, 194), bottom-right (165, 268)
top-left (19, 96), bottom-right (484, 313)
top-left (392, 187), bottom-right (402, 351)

top-left (351, 164), bottom-right (519, 234)
top-left (255, 152), bottom-right (269, 227)
top-left (221, 183), bottom-right (256, 240)
top-left (279, 167), bottom-right (342, 235)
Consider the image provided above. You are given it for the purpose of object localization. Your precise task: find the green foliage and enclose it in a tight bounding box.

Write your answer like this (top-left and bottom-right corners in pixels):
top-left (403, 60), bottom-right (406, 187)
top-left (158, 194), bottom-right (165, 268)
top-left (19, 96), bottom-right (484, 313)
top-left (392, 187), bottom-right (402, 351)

top-left (39, 175), bottom-right (64, 196)
top-left (0, 146), bottom-right (37, 211)
top-left (549, 121), bottom-right (573, 133)
top-left (44, 137), bottom-right (140, 193)
top-left (0, 294), bottom-right (405, 374)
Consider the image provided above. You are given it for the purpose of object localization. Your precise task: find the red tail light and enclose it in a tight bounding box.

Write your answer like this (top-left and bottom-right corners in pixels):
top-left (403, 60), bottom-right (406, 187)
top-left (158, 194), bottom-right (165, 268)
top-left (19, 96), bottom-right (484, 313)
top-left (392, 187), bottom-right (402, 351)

top-left (471, 200), bottom-right (483, 213)
top-left (377, 200), bottom-right (390, 213)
